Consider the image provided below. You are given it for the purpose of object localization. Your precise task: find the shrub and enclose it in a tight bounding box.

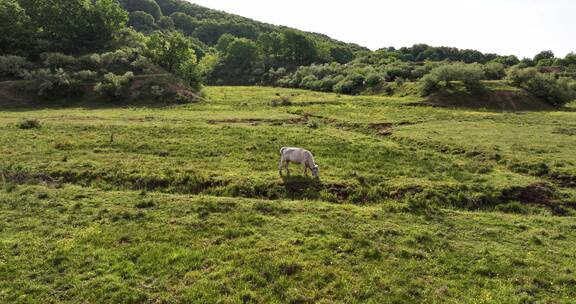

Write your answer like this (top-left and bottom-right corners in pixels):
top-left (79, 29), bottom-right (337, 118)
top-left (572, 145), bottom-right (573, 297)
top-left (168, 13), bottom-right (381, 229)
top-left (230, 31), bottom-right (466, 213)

top-left (101, 49), bottom-right (130, 67)
top-left (525, 75), bottom-right (575, 106)
top-left (366, 73), bottom-right (383, 87)
top-left (78, 53), bottom-right (102, 69)
top-left (506, 66), bottom-right (538, 86)
top-left (0, 55), bottom-right (31, 79)
top-left (506, 66), bottom-right (576, 106)
top-left (74, 70), bottom-right (98, 81)
top-left (177, 58), bottom-right (201, 91)
top-left (17, 119), bottom-right (41, 129)
top-left (29, 68), bottom-right (80, 97)
top-left (419, 62), bottom-right (485, 96)
top-left (483, 62), bottom-right (506, 80)
top-left (41, 53), bottom-right (76, 69)
top-left (270, 96), bottom-right (292, 107)
top-left (94, 72), bottom-right (134, 99)
top-left (382, 61), bottom-right (412, 81)
top-left (130, 56), bottom-right (156, 74)
top-left (334, 73), bottom-right (365, 94)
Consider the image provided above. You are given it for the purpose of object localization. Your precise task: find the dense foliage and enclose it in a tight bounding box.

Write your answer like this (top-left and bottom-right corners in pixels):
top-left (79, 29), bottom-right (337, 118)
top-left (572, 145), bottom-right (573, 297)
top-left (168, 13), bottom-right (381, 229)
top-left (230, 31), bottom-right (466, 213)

top-left (419, 63), bottom-right (485, 96)
top-left (0, 0), bottom-right (575, 105)
top-left (506, 67), bottom-right (576, 106)
top-left (8, 0), bottom-right (128, 55)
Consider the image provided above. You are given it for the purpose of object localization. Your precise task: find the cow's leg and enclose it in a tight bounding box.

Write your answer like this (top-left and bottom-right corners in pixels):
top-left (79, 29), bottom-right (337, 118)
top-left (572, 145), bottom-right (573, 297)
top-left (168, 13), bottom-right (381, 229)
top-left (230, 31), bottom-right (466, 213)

top-left (278, 157), bottom-right (284, 176)
top-left (303, 163), bottom-right (308, 176)
top-left (285, 160), bottom-right (290, 176)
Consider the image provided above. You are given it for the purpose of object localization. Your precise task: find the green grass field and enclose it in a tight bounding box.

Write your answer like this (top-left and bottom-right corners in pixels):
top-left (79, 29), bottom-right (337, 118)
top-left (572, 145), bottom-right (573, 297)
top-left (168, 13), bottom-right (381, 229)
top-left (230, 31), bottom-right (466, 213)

top-left (1, 86), bottom-right (576, 303)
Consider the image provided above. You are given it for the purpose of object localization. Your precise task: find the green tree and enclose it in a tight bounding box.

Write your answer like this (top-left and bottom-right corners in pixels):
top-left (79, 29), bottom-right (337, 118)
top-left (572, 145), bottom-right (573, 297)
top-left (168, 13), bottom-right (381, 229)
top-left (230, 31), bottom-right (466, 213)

top-left (280, 30), bottom-right (318, 66)
top-left (492, 55), bottom-right (520, 67)
top-left (144, 31), bottom-right (200, 89)
top-left (534, 50), bottom-right (555, 63)
top-left (170, 12), bottom-right (198, 35)
top-left (158, 16), bottom-right (174, 31)
top-left (257, 32), bottom-right (282, 66)
top-left (0, 0), bottom-right (36, 56)
top-left (419, 62), bottom-right (486, 96)
top-left (145, 31), bottom-right (196, 71)
top-left (216, 33), bottom-right (236, 53)
top-left (120, 0), bottom-right (162, 19)
top-left (563, 52), bottom-right (576, 67)
top-left (197, 53), bottom-right (220, 81)
top-left (193, 22), bottom-right (225, 45)
top-left (128, 11), bottom-right (156, 32)
top-left (330, 46), bottom-right (354, 64)
top-left (224, 38), bottom-right (259, 70)
top-left (483, 62), bottom-right (506, 80)
top-left (19, 0), bottom-right (128, 53)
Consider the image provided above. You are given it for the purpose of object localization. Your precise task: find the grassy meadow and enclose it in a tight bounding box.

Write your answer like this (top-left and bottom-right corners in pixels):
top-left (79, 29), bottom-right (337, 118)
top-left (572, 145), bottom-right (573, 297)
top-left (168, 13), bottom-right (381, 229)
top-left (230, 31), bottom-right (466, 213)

top-left (1, 86), bottom-right (576, 303)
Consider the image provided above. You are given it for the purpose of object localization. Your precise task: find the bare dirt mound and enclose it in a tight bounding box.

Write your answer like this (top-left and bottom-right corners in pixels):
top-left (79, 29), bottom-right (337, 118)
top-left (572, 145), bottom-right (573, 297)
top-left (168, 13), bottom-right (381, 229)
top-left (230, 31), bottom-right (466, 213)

top-left (0, 75), bottom-right (201, 109)
top-left (421, 90), bottom-right (553, 111)
top-left (0, 81), bottom-right (37, 107)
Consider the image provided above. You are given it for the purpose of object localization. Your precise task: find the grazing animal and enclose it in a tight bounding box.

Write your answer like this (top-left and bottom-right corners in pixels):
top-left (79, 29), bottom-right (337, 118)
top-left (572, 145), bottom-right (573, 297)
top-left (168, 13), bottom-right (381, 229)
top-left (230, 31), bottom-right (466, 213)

top-left (279, 147), bottom-right (319, 178)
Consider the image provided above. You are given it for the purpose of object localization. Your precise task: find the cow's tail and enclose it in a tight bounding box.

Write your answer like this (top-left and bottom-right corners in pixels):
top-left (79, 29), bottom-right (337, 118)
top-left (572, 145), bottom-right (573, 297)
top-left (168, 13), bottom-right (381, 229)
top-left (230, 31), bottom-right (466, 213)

top-left (279, 147), bottom-right (287, 155)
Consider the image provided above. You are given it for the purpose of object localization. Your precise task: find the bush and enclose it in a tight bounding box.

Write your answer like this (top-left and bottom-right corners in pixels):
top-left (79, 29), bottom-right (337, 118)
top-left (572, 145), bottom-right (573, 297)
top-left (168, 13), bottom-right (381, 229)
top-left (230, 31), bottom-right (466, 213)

top-left (0, 55), bottom-right (30, 79)
top-left (94, 72), bottom-right (134, 99)
top-left (366, 73), bottom-right (383, 87)
top-left (506, 66), bottom-right (538, 86)
top-left (483, 62), bottom-right (506, 80)
top-left (78, 54), bottom-right (102, 69)
top-left (300, 75), bottom-right (320, 90)
top-left (270, 96), bottom-right (292, 107)
top-left (130, 56), bottom-right (156, 74)
top-left (101, 49), bottom-right (130, 67)
top-left (506, 66), bottom-right (576, 106)
top-left (28, 68), bottom-right (81, 98)
top-left (334, 73), bottom-right (365, 94)
top-left (41, 53), bottom-right (76, 69)
top-left (419, 62), bottom-right (485, 96)
top-left (74, 70), bottom-right (98, 81)
top-left (17, 119), bottom-right (41, 129)
top-left (525, 75), bottom-right (575, 106)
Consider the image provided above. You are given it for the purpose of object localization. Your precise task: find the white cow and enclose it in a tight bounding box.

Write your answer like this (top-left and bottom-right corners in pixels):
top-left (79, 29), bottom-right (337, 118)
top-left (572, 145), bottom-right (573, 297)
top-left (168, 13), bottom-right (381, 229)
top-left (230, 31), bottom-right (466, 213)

top-left (279, 147), bottom-right (319, 178)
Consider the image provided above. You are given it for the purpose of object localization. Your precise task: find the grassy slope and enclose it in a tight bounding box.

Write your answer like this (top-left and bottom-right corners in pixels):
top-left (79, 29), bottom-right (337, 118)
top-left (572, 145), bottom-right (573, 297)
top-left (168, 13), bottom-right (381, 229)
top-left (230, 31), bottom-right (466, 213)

top-left (1, 185), bottom-right (575, 303)
top-left (1, 86), bottom-right (576, 303)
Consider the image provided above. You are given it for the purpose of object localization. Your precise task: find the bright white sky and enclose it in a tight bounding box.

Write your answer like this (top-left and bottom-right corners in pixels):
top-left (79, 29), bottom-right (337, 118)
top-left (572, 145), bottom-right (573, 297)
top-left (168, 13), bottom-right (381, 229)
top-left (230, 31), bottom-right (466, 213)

top-left (187, 0), bottom-right (575, 59)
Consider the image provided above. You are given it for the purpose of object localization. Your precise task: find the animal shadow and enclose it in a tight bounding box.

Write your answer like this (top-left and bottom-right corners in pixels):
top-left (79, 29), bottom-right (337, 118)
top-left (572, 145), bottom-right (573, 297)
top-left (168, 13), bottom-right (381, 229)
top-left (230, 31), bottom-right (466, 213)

top-left (280, 175), bottom-right (322, 199)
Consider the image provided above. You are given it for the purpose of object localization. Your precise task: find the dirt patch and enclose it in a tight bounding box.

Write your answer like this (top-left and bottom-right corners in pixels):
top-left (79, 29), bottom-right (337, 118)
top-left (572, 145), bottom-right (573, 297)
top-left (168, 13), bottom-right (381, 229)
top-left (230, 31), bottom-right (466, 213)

top-left (501, 183), bottom-right (557, 205)
top-left (1, 170), bottom-right (61, 187)
top-left (413, 90), bottom-right (554, 111)
top-left (549, 174), bottom-right (576, 188)
top-left (289, 100), bottom-right (343, 106)
top-left (130, 77), bottom-right (201, 103)
top-left (0, 80), bottom-right (39, 107)
top-left (207, 117), bottom-right (307, 126)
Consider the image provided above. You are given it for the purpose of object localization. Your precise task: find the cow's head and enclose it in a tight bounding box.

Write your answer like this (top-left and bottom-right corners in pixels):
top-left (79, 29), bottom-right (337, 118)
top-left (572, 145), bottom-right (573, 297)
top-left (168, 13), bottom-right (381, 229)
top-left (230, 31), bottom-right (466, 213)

top-left (312, 164), bottom-right (320, 178)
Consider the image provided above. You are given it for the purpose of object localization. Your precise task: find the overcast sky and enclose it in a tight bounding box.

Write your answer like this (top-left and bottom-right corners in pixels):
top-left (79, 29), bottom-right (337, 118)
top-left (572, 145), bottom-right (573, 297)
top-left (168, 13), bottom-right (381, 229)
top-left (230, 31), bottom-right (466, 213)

top-left (187, 0), bottom-right (575, 59)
